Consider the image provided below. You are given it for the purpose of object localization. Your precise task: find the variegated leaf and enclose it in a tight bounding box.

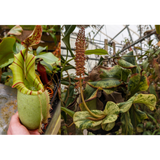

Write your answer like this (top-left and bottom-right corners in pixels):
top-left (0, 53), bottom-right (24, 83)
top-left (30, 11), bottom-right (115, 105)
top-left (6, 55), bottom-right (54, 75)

top-left (102, 122), bottom-right (115, 131)
top-left (118, 101), bottom-right (133, 113)
top-left (102, 114), bottom-right (118, 125)
top-left (104, 101), bottom-right (119, 115)
top-left (88, 78), bottom-right (122, 89)
top-left (133, 94), bottom-right (156, 111)
top-left (117, 58), bottom-right (136, 69)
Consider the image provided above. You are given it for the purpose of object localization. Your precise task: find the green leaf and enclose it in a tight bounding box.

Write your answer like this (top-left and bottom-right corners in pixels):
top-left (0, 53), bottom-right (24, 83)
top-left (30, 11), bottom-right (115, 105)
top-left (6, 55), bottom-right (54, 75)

top-left (121, 111), bottom-right (133, 135)
top-left (102, 114), bottom-right (118, 124)
top-left (61, 107), bottom-right (75, 118)
top-left (73, 110), bottom-right (104, 122)
top-left (130, 106), bottom-right (148, 128)
top-left (62, 25), bottom-right (76, 57)
top-left (36, 46), bottom-right (48, 55)
top-left (100, 65), bottom-right (130, 82)
top-left (133, 94), bottom-right (156, 111)
top-left (102, 122), bottom-right (115, 131)
top-left (84, 84), bottom-right (97, 100)
top-left (64, 85), bottom-right (75, 107)
top-left (73, 110), bottom-right (104, 130)
top-left (100, 65), bottom-right (122, 79)
top-left (103, 101), bottom-right (119, 115)
top-left (118, 101), bottom-right (133, 113)
top-left (149, 83), bottom-right (157, 99)
top-left (85, 49), bottom-right (108, 55)
top-left (0, 58), bottom-right (14, 68)
top-left (0, 37), bottom-right (16, 67)
top-left (88, 78), bottom-right (122, 89)
top-left (128, 74), bottom-right (149, 94)
top-left (75, 119), bottom-right (103, 130)
top-left (80, 98), bottom-right (97, 111)
top-left (122, 51), bottom-right (136, 65)
top-left (13, 42), bottom-right (25, 54)
top-left (35, 52), bottom-right (59, 65)
top-left (117, 58), bottom-right (136, 69)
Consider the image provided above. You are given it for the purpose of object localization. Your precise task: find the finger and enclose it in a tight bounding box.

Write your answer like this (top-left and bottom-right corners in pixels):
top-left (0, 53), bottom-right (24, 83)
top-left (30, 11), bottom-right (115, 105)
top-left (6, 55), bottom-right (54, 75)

top-left (29, 129), bottom-right (40, 135)
top-left (10, 112), bottom-right (20, 124)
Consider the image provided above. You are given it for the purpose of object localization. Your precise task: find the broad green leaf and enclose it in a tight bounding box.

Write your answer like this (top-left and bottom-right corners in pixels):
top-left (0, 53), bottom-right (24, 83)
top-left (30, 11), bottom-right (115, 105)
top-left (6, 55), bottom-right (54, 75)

top-left (40, 60), bottom-right (53, 73)
top-left (85, 49), bottom-right (108, 55)
top-left (73, 110), bottom-right (104, 122)
top-left (75, 119), bottom-right (103, 130)
top-left (117, 58), bottom-right (136, 69)
top-left (100, 65), bottom-right (130, 82)
top-left (0, 37), bottom-right (16, 67)
top-left (61, 107), bottom-right (75, 118)
top-left (73, 110), bottom-right (104, 130)
top-left (88, 78), bottom-right (122, 89)
top-left (118, 101), bottom-right (133, 113)
top-left (102, 114), bottom-right (118, 124)
top-left (122, 51), bottom-right (136, 65)
top-left (84, 84), bottom-right (97, 100)
top-left (103, 101), bottom-right (119, 115)
top-left (149, 83), bottom-right (157, 99)
top-left (79, 98), bottom-right (97, 111)
top-left (121, 111), bottom-right (133, 135)
top-left (138, 75), bottom-right (149, 91)
top-left (133, 94), bottom-right (156, 111)
top-left (36, 46), bottom-right (48, 55)
top-left (103, 88), bottom-right (115, 95)
top-left (36, 52), bottom-right (59, 65)
top-left (13, 42), bottom-right (25, 54)
top-left (98, 56), bottom-right (105, 66)
top-left (100, 65), bottom-right (122, 79)
top-left (0, 58), bottom-right (14, 68)
top-left (130, 106), bottom-right (148, 128)
top-left (128, 74), bottom-right (149, 94)
top-left (9, 49), bottom-right (44, 95)
top-left (102, 122), bottom-right (115, 131)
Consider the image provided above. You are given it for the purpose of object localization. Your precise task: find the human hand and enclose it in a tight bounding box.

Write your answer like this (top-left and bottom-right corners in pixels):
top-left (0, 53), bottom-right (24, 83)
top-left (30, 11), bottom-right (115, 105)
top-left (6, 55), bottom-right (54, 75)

top-left (7, 112), bottom-right (40, 135)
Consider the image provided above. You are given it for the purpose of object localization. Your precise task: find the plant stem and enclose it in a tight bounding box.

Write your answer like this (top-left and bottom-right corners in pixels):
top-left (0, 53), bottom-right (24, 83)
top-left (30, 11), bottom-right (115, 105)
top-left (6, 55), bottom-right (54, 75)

top-left (79, 79), bottom-right (105, 119)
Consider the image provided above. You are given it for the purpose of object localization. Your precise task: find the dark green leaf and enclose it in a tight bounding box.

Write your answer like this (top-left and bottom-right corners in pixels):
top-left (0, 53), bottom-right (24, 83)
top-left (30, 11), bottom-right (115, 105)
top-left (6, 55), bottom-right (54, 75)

top-left (62, 25), bottom-right (76, 57)
top-left (122, 51), bottom-right (136, 65)
top-left (88, 78), bottom-right (122, 89)
top-left (0, 37), bottom-right (16, 67)
top-left (61, 107), bottom-right (75, 118)
top-left (121, 111), bottom-right (133, 135)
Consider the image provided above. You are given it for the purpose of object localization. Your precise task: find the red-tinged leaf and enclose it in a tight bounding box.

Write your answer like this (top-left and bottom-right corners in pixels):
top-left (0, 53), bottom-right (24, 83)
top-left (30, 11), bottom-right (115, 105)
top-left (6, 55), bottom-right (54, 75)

top-left (37, 61), bottom-right (49, 84)
top-left (7, 25), bottom-right (23, 36)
